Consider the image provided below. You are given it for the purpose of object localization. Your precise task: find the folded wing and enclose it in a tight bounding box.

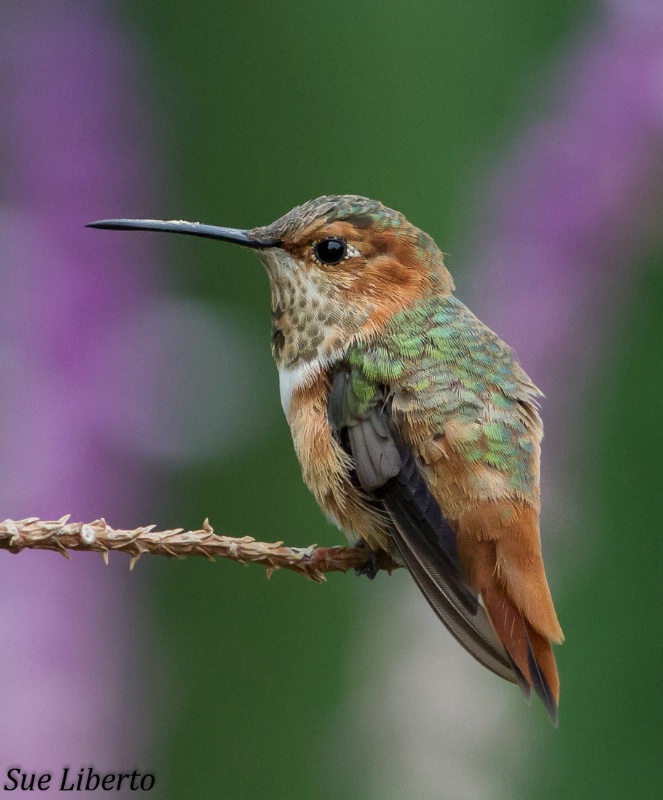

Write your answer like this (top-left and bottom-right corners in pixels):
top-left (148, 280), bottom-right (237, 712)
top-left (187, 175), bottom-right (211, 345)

top-left (328, 366), bottom-right (519, 685)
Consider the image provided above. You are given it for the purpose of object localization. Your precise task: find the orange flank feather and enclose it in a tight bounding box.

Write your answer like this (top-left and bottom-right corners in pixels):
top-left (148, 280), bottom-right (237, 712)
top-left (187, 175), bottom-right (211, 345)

top-left (288, 373), bottom-right (391, 551)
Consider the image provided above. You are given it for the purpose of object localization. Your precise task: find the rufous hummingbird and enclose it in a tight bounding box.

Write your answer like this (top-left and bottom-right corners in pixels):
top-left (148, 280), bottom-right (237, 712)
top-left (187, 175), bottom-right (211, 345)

top-left (89, 195), bottom-right (563, 724)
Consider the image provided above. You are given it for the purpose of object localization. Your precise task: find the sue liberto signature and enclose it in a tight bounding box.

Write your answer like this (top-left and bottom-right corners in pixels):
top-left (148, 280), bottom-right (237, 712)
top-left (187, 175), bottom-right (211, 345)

top-left (3, 766), bottom-right (155, 792)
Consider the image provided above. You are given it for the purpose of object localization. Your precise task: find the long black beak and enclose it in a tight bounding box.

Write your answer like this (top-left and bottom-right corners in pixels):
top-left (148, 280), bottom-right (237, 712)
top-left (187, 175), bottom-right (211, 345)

top-left (86, 218), bottom-right (279, 249)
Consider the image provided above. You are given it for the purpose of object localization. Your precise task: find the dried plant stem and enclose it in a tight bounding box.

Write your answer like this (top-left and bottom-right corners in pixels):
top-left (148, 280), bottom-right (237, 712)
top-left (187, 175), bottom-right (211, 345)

top-left (0, 517), bottom-right (398, 582)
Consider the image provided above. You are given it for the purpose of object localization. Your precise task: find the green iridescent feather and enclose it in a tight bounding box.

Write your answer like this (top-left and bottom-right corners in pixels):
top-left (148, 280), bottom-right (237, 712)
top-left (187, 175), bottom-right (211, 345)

top-left (345, 295), bottom-right (542, 496)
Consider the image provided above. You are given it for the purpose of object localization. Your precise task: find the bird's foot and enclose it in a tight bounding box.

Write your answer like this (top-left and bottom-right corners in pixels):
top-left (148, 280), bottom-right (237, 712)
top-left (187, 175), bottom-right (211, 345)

top-left (354, 543), bottom-right (380, 580)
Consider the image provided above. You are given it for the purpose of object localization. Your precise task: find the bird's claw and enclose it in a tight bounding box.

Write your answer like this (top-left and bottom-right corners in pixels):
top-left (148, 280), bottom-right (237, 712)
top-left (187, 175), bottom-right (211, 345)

top-left (355, 549), bottom-right (380, 580)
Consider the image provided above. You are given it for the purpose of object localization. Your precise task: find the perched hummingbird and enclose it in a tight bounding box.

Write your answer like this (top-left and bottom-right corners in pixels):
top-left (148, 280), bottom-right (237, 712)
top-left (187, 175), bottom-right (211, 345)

top-left (89, 195), bottom-right (563, 723)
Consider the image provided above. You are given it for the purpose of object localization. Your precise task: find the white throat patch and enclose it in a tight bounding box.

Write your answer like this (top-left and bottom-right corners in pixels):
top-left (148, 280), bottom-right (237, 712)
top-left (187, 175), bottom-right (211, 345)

top-left (277, 346), bottom-right (347, 419)
top-left (277, 360), bottom-right (322, 418)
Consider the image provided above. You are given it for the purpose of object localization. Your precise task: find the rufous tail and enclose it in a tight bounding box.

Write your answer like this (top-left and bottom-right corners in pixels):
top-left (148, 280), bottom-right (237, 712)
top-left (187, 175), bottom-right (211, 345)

top-left (460, 501), bottom-right (564, 725)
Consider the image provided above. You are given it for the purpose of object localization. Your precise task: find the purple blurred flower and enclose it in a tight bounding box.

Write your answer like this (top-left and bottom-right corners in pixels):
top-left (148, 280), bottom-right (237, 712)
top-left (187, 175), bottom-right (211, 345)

top-left (0, 0), bottom-right (162, 783)
top-left (467, 3), bottom-right (663, 471)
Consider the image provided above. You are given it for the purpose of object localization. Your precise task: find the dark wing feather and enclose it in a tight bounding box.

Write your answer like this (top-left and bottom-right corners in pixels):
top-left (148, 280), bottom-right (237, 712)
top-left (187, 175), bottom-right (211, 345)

top-left (329, 367), bottom-right (518, 684)
top-left (380, 437), bottom-right (475, 610)
top-left (390, 518), bottom-right (518, 682)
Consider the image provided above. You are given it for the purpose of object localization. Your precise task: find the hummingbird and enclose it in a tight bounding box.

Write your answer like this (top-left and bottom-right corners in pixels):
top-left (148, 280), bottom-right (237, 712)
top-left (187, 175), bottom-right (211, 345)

top-left (88, 195), bottom-right (564, 724)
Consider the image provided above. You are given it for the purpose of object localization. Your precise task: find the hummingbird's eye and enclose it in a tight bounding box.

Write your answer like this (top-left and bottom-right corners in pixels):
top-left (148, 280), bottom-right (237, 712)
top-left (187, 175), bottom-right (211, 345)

top-left (314, 237), bottom-right (347, 265)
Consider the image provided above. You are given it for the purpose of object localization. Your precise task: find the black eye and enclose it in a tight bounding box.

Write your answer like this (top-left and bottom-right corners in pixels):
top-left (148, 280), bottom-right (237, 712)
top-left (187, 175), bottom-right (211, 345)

top-left (314, 237), bottom-right (347, 265)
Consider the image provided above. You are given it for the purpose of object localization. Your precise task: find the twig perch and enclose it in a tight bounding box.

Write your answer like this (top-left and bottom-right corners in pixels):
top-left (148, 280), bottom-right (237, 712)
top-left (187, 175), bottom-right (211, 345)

top-left (0, 517), bottom-right (398, 582)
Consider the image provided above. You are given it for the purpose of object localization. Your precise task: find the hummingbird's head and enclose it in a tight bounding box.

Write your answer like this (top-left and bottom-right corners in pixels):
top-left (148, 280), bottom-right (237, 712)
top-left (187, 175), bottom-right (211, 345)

top-left (247, 195), bottom-right (454, 367)
top-left (88, 195), bottom-right (453, 369)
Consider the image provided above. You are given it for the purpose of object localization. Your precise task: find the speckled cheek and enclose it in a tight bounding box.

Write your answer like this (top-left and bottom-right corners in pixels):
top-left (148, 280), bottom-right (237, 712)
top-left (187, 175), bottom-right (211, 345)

top-left (258, 249), bottom-right (353, 367)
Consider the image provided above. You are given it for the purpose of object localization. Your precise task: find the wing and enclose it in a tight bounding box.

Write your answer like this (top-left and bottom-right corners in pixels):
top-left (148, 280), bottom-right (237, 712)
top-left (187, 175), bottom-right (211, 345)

top-left (328, 365), bottom-right (519, 685)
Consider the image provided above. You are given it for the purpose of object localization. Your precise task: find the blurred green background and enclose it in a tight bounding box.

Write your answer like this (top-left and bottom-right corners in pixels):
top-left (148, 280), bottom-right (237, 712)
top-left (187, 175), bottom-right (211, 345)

top-left (3, 0), bottom-right (662, 798)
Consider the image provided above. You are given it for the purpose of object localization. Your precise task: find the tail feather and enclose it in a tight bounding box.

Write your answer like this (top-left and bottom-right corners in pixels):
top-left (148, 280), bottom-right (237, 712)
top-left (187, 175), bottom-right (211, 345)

top-left (461, 501), bottom-right (562, 725)
top-left (527, 638), bottom-right (558, 726)
top-left (481, 580), bottom-right (559, 725)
